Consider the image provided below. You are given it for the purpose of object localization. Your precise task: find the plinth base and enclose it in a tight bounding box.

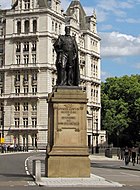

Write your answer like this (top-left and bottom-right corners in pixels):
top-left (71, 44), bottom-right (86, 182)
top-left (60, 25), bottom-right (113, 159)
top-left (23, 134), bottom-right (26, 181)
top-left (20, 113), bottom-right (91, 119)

top-left (47, 155), bottom-right (90, 178)
top-left (46, 87), bottom-right (90, 178)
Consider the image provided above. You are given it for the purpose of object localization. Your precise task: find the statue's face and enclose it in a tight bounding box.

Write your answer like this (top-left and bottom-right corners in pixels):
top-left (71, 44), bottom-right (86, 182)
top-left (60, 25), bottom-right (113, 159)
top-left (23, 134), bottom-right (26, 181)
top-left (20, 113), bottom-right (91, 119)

top-left (65, 26), bottom-right (70, 35)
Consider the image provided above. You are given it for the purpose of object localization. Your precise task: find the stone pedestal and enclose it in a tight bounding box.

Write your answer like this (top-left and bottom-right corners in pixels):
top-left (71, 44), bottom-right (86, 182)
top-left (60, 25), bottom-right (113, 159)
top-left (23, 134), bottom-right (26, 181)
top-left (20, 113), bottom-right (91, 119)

top-left (46, 87), bottom-right (90, 177)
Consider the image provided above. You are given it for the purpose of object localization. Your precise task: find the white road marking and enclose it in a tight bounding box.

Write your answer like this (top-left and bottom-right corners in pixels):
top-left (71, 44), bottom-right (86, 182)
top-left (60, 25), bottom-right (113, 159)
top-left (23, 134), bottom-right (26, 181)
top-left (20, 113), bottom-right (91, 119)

top-left (25, 158), bottom-right (30, 175)
top-left (28, 181), bottom-right (36, 186)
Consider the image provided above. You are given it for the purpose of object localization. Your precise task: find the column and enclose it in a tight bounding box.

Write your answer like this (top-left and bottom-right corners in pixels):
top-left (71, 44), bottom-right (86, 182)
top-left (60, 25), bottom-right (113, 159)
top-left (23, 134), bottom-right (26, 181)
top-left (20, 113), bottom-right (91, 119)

top-left (86, 82), bottom-right (91, 102)
top-left (20, 42), bottom-right (24, 65)
top-left (29, 41), bottom-right (32, 64)
top-left (19, 134), bottom-right (23, 148)
top-left (28, 134), bottom-right (32, 148)
top-left (21, 19), bottom-right (24, 34)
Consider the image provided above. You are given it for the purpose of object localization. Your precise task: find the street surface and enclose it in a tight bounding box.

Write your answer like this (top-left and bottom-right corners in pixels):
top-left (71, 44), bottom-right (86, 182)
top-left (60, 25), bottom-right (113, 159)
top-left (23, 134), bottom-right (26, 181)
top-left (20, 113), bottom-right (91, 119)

top-left (91, 159), bottom-right (140, 187)
top-left (0, 152), bottom-right (140, 190)
top-left (0, 152), bottom-right (41, 190)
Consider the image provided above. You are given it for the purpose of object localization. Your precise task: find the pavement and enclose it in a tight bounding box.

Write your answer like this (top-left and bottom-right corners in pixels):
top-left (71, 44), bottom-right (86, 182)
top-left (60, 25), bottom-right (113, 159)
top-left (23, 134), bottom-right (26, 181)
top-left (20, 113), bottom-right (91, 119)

top-left (90, 154), bottom-right (140, 171)
top-left (27, 153), bottom-right (140, 188)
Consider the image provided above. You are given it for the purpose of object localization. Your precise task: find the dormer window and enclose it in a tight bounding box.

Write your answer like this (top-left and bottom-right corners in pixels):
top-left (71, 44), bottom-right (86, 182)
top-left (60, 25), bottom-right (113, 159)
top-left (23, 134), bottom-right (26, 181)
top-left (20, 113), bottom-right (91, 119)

top-left (24, 0), bottom-right (30, 10)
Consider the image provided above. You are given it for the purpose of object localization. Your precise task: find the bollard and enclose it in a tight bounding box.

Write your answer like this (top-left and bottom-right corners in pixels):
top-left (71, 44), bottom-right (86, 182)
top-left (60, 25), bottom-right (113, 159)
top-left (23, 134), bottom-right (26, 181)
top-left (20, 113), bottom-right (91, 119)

top-left (35, 160), bottom-right (41, 182)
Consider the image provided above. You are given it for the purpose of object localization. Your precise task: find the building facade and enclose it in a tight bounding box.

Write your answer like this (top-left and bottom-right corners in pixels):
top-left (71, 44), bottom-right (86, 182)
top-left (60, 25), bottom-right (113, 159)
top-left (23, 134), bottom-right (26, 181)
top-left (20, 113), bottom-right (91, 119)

top-left (0, 0), bottom-right (106, 150)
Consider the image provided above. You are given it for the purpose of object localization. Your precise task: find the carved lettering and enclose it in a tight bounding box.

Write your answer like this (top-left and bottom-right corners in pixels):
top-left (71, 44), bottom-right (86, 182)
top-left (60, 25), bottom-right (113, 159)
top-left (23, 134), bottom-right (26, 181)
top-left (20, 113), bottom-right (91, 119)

top-left (57, 104), bottom-right (82, 130)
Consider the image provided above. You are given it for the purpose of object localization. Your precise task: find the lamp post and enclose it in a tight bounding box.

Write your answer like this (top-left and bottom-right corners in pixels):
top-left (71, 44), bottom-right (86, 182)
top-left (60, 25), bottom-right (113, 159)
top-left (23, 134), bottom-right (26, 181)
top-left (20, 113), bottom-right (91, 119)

top-left (90, 107), bottom-right (94, 154)
top-left (2, 104), bottom-right (4, 143)
top-left (95, 119), bottom-right (99, 153)
top-left (91, 109), bottom-right (94, 154)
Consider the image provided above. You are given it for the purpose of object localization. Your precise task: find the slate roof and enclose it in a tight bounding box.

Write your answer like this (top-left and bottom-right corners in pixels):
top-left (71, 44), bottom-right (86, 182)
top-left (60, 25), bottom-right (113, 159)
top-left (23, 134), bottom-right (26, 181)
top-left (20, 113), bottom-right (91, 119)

top-left (66, 0), bottom-right (88, 30)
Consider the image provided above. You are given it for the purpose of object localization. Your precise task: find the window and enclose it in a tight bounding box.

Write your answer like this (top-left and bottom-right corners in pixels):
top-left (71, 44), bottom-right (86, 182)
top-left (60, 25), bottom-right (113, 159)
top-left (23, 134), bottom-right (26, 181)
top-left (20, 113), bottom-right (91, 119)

top-left (23, 71), bottom-right (28, 81)
top-left (55, 2), bottom-right (58, 11)
top-left (24, 0), bottom-right (30, 10)
top-left (0, 56), bottom-right (4, 67)
top-left (24, 20), bottom-right (29, 33)
top-left (32, 134), bottom-right (37, 147)
top-left (15, 118), bottom-right (20, 128)
top-left (33, 20), bottom-right (37, 33)
top-left (0, 119), bottom-right (2, 128)
top-left (15, 86), bottom-right (20, 95)
top-left (23, 42), bottom-right (29, 51)
top-left (59, 24), bottom-right (61, 34)
top-left (32, 118), bottom-right (37, 128)
top-left (23, 135), bottom-right (26, 146)
top-left (52, 21), bottom-right (54, 31)
top-left (23, 118), bottom-right (28, 128)
top-left (0, 73), bottom-right (4, 82)
top-left (0, 86), bottom-right (3, 95)
top-left (15, 102), bottom-right (20, 111)
top-left (32, 72), bottom-right (37, 81)
top-left (0, 27), bottom-right (3, 36)
top-left (23, 102), bottom-right (28, 111)
top-left (32, 54), bottom-right (36, 64)
top-left (52, 78), bottom-right (55, 86)
top-left (0, 103), bottom-right (3, 111)
top-left (23, 54), bottom-right (29, 65)
top-left (55, 23), bottom-right (57, 33)
top-left (16, 42), bottom-right (21, 52)
top-left (17, 21), bottom-right (21, 34)
top-left (91, 89), bottom-right (93, 97)
top-left (32, 102), bottom-right (37, 111)
top-left (32, 41), bottom-right (36, 51)
top-left (0, 43), bottom-right (4, 53)
top-left (96, 90), bottom-right (98, 98)
top-left (23, 85), bottom-right (28, 94)
top-left (16, 55), bottom-right (20, 65)
top-left (15, 71), bottom-right (20, 82)
top-left (32, 85), bottom-right (37, 95)
top-left (52, 49), bottom-right (55, 62)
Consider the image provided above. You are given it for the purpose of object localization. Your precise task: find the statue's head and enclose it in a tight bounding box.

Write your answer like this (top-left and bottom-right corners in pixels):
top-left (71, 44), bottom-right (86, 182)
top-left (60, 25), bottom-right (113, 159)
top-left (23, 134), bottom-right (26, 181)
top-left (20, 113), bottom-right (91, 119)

top-left (65, 26), bottom-right (70, 36)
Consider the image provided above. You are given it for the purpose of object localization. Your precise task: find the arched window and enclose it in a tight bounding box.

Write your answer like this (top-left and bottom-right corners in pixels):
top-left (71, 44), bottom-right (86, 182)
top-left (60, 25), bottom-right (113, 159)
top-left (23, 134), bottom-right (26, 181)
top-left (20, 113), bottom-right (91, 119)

top-left (52, 21), bottom-right (54, 31)
top-left (24, 20), bottom-right (29, 34)
top-left (17, 21), bottom-right (21, 34)
top-left (33, 20), bottom-right (37, 33)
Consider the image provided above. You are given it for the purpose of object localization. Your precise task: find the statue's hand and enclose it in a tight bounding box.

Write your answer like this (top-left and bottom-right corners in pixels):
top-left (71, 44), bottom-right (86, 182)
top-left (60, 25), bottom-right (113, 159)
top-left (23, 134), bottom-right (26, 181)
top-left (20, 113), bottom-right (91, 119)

top-left (73, 54), bottom-right (77, 60)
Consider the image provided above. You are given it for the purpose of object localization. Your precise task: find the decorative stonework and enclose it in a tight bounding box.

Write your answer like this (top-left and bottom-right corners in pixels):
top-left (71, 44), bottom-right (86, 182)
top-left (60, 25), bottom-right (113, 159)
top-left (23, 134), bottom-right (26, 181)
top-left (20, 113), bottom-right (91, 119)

top-left (46, 87), bottom-right (90, 177)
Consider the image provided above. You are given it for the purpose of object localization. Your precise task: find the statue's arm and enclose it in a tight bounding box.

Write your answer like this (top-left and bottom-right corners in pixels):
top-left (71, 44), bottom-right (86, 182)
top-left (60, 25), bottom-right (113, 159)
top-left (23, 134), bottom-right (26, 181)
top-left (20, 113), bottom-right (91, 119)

top-left (53, 35), bottom-right (63, 53)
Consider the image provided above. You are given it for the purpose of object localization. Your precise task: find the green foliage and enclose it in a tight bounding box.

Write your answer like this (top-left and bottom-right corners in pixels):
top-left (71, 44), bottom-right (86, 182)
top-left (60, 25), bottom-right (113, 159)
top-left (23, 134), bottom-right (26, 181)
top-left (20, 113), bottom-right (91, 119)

top-left (101, 75), bottom-right (140, 147)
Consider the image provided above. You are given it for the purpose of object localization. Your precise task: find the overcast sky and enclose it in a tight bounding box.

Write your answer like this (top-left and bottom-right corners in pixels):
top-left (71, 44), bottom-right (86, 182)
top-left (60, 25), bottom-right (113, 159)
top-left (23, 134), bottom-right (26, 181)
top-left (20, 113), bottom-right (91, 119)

top-left (1, 0), bottom-right (140, 81)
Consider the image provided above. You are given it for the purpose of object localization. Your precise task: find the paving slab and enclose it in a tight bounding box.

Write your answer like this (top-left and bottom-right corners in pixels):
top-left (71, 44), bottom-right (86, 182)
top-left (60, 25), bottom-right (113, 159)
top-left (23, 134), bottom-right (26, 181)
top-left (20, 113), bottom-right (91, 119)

top-left (37, 174), bottom-right (123, 187)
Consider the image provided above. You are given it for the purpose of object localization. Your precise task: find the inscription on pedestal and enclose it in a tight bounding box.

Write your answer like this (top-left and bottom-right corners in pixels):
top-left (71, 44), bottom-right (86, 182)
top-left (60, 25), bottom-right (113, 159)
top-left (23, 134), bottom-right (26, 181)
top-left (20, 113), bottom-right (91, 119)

top-left (56, 104), bottom-right (83, 131)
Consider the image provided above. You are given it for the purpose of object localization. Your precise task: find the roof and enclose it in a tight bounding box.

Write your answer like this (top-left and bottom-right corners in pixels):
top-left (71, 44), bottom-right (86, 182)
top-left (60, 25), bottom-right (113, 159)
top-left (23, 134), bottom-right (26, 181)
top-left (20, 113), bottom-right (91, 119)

top-left (11, 0), bottom-right (49, 9)
top-left (66, 0), bottom-right (87, 29)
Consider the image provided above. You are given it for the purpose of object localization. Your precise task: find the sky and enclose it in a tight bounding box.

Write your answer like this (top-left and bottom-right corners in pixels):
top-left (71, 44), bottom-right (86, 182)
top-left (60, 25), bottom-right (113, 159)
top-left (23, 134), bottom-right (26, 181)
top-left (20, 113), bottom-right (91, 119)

top-left (1, 0), bottom-right (140, 81)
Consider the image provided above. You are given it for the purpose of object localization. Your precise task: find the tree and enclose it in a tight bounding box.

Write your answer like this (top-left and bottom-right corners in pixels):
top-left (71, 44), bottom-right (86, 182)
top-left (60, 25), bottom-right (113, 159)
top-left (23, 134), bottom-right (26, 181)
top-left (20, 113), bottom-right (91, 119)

top-left (101, 75), bottom-right (140, 147)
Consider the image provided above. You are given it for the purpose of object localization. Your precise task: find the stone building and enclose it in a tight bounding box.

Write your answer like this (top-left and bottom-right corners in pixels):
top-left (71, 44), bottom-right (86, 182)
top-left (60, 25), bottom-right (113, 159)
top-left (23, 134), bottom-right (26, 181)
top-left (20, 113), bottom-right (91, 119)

top-left (0, 0), bottom-right (106, 150)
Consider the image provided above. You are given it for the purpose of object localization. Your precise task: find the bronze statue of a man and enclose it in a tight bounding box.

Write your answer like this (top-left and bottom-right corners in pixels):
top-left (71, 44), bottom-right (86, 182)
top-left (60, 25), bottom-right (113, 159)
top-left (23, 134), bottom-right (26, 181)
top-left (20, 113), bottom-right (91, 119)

top-left (53, 26), bottom-right (80, 86)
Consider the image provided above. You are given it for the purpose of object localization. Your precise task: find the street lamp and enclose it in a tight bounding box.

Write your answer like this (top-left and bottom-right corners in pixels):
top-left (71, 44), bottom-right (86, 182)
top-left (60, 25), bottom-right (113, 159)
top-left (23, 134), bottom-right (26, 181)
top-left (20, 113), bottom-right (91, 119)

top-left (1, 103), bottom-right (4, 143)
top-left (90, 106), bottom-right (94, 154)
top-left (95, 119), bottom-right (99, 153)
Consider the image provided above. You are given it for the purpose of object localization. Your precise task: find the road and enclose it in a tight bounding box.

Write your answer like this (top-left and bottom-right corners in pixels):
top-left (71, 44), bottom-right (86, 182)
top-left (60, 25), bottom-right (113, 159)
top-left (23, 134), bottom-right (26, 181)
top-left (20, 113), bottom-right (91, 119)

top-left (0, 152), bottom-right (140, 190)
top-left (91, 159), bottom-right (140, 187)
top-left (0, 152), bottom-right (44, 190)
